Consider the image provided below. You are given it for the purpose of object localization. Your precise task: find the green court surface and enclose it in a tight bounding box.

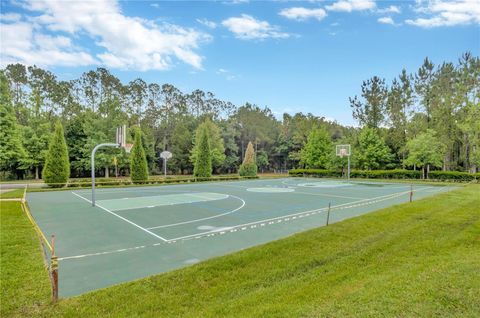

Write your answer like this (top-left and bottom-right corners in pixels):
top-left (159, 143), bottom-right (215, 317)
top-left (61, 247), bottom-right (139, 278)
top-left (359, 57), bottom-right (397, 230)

top-left (26, 178), bottom-right (457, 297)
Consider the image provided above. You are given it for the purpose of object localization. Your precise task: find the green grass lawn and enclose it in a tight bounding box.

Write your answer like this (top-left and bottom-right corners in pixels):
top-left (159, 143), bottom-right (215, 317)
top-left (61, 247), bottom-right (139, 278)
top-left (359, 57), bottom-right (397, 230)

top-left (1, 185), bottom-right (479, 317)
top-left (0, 189), bottom-right (25, 199)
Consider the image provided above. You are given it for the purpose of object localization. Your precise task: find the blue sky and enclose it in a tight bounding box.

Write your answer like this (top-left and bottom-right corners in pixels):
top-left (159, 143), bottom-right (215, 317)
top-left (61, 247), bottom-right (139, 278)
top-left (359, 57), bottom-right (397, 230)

top-left (1, 0), bottom-right (479, 125)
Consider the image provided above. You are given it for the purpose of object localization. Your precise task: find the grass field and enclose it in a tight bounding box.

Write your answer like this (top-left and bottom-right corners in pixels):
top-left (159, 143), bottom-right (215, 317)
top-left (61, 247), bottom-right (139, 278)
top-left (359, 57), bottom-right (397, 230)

top-left (1, 184), bottom-right (479, 317)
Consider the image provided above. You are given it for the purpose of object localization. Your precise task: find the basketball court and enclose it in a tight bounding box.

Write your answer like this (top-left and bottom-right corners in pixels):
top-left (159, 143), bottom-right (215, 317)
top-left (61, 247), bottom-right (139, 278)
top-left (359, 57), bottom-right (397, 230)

top-left (26, 178), bottom-right (456, 297)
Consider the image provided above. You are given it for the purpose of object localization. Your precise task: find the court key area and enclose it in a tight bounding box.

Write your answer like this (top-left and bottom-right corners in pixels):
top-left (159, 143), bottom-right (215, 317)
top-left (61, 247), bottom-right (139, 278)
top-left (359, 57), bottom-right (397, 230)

top-left (26, 178), bottom-right (456, 297)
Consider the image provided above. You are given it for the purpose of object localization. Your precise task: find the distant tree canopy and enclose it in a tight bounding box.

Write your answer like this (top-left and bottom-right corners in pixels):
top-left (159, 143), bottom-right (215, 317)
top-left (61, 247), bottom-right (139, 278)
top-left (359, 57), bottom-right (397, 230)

top-left (1, 51), bottom-right (479, 180)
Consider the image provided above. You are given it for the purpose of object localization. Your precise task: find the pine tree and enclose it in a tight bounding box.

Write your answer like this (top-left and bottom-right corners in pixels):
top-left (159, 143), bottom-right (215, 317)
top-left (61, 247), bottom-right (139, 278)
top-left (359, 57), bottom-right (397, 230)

top-left (239, 141), bottom-right (257, 177)
top-left (190, 119), bottom-right (225, 170)
top-left (42, 122), bottom-right (70, 187)
top-left (130, 128), bottom-right (149, 182)
top-left (193, 125), bottom-right (212, 178)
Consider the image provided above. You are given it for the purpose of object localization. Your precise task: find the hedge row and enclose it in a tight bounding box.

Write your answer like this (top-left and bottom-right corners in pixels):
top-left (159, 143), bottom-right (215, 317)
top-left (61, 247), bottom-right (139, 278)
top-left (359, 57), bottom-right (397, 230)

top-left (288, 169), bottom-right (479, 182)
top-left (63, 175), bottom-right (258, 188)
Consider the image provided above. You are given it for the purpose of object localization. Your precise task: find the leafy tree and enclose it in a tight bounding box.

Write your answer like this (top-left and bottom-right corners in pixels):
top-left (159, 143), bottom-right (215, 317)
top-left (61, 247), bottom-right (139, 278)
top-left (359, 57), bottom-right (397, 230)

top-left (356, 127), bottom-right (392, 170)
top-left (404, 130), bottom-right (446, 178)
top-left (239, 141), bottom-right (257, 177)
top-left (300, 127), bottom-right (332, 169)
top-left (43, 122), bottom-right (70, 187)
top-left (193, 125), bottom-right (212, 178)
top-left (130, 128), bottom-right (149, 182)
top-left (256, 150), bottom-right (269, 173)
top-left (0, 72), bottom-right (26, 175)
top-left (350, 76), bottom-right (388, 129)
top-left (21, 122), bottom-right (50, 179)
top-left (190, 119), bottom-right (225, 171)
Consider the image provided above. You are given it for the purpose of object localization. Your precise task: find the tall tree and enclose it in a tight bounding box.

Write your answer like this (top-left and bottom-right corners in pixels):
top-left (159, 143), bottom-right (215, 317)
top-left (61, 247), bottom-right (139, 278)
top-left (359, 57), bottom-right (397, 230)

top-left (356, 127), bottom-right (392, 170)
top-left (415, 58), bottom-right (435, 128)
top-left (130, 128), bottom-right (149, 182)
top-left (300, 127), bottom-right (332, 169)
top-left (190, 119), bottom-right (225, 171)
top-left (43, 122), bottom-right (70, 187)
top-left (193, 125), bottom-right (212, 178)
top-left (0, 72), bottom-right (26, 176)
top-left (405, 130), bottom-right (446, 179)
top-left (350, 76), bottom-right (388, 129)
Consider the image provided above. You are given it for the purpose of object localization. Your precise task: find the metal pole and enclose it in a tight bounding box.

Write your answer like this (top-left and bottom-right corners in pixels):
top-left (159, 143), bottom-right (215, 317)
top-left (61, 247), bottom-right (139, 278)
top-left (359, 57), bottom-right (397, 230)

top-left (91, 143), bottom-right (119, 207)
top-left (164, 158), bottom-right (167, 177)
top-left (347, 155), bottom-right (351, 181)
top-left (326, 202), bottom-right (331, 226)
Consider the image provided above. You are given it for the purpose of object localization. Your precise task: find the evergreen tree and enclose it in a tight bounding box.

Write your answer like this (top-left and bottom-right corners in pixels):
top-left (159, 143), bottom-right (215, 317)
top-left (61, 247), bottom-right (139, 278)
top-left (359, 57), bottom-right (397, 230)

top-left (0, 72), bottom-right (26, 174)
top-left (190, 119), bottom-right (225, 170)
top-left (300, 127), bottom-right (332, 169)
top-left (42, 122), bottom-right (70, 187)
top-left (130, 128), bottom-right (149, 182)
top-left (404, 130), bottom-right (446, 179)
top-left (239, 141), bottom-right (257, 177)
top-left (349, 76), bottom-right (388, 129)
top-left (193, 125), bottom-right (212, 178)
top-left (356, 127), bottom-right (392, 170)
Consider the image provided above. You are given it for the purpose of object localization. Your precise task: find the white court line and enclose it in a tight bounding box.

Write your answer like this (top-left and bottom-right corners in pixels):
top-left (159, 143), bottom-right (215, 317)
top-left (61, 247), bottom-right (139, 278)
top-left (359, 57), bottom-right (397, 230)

top-left (293, 191), bottom-right (365, 200)
top-left (167, 188), bottom-right (432, 242)
top-left (60, 186), bottom-right (437, 261)
top-left (71, 192), bottom-right (168, 242)
top-left (146, 195), bottom-right (246, 229)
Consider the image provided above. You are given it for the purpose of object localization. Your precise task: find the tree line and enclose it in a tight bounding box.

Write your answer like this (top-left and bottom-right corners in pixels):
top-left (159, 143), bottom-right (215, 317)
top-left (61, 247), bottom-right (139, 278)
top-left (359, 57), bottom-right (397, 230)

top-left (0, 52), bottom-right (478, 180)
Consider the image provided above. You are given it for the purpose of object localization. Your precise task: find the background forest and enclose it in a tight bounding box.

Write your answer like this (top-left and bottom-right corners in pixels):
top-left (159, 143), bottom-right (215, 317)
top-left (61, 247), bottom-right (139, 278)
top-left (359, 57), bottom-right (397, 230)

top-left (0, 52), bottom-right (478, 180)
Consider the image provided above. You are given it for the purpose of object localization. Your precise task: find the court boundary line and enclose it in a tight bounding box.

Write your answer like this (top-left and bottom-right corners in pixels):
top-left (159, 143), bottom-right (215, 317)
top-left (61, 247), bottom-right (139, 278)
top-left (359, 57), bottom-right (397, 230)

top-left (166, 187), bottom-right (434, 242)
top-left (59, 186), bottom-right (439, 261)
top-left (146, 195), bottom-right (246, 229)
top-left (97, 192), bottom-right (230, 212)
top-left (71, 192), bottom-right (168, 242)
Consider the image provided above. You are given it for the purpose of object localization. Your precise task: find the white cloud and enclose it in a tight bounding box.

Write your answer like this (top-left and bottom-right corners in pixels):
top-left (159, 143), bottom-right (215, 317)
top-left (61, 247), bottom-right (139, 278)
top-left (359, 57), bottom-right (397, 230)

top-left (326, 0), bottom-right (376, 12)
top-left (150, 3), bottom-right (159, 8)
top-left (378, 16), bottom-right (395, 25)
top-left (197, 18), bottom-right (217, 29)
top-left (222, 14), bottom-right (290, 40)
top-left (406, 0), bottom-right (480, 27)
top-left (377, 5), bottom-right (401, 14)
top-left (0, 13), bottom-right (22, 22)
top-left (2, 0), bottom-right (210, 70)
top-left (279, 7), bottom-right (327, 21)
top-left (0, 21), bottom-right (96, 67)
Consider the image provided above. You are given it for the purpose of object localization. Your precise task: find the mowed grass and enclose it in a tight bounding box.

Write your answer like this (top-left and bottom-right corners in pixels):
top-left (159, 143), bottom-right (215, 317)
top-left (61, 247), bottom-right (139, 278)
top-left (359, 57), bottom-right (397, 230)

top-left (1, 185), bottom-right (479, 317)
top-left (0, 189), bottom-right (25, 199)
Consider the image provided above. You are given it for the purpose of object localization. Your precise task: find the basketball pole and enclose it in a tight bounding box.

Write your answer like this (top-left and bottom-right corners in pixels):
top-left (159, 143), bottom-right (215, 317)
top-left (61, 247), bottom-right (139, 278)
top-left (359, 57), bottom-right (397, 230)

top-left (91, 143), bottom-right (120, 207)
top-left (347, 155), bottom-right (350, 181)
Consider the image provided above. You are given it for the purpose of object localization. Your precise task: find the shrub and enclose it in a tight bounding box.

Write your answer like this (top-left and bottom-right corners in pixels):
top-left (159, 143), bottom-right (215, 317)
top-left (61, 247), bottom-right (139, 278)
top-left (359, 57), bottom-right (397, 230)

top-left (130, 129), bottom-right (149, 183)
top-left (427, 171), bottom-right (476, 182)
top-left (193, 125), bottom-right (212, 178)
top-left (239, 141), bottom-right (257, 177)
top-left (43, 122), bottom-right (70, 187)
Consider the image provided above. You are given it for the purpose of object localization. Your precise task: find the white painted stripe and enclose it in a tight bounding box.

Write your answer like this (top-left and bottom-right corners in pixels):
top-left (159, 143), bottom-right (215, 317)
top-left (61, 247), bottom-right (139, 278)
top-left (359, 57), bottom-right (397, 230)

top-left (71, 192), bottom-right (168, 242)
top-left (146, 195), bottom-right (246, 229)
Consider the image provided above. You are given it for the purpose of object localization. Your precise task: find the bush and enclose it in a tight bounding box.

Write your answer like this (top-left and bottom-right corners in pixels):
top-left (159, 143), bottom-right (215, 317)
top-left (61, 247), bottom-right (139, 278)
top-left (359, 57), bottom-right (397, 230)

top-left (239, 141), bottom-right (257, 177)
top-left (289, 168), bottom-right (479, 182)
top-left (193, 125), bottom-right (212, 178)
top-left (43, 122), bottom-right (70, 187)
top-left (427, 171), bottom-right (476, 182)
top-left (130, 129), bottom-right (149, 183)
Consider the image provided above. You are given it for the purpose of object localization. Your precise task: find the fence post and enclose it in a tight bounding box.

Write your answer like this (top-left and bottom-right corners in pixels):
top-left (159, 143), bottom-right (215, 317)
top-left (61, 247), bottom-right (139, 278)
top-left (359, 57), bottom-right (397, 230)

top-left (409, 185), bottom-right (413, 203)
top-left (51, 235), bottom-right (59, 302)
top-left (326, 202), bottom-right (331, 226)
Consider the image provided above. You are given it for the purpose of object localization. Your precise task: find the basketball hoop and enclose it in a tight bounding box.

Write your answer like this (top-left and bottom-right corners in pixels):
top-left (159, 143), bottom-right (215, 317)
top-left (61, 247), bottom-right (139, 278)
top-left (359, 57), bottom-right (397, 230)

top-left (339, 148), bottom-right (347, 157)
top-left (123, 143), bottom-right (133, 154)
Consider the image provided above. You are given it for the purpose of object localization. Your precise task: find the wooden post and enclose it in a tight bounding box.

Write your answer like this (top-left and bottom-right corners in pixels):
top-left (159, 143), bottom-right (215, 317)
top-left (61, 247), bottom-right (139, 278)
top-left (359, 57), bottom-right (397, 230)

top-left (51, 235), bottom-right (59, 302)
top-left (409, 185), bottom-right (413, 203)
top-left (326, 202), bottom-right (331, 226)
